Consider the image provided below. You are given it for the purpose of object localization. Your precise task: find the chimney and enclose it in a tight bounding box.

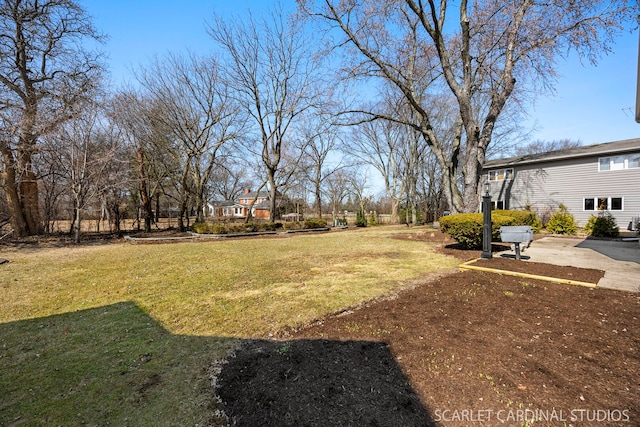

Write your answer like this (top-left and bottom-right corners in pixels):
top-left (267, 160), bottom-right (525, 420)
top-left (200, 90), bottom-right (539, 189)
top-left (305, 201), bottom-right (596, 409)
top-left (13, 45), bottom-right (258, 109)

top-left (243, 188), bottom-right (251, 194)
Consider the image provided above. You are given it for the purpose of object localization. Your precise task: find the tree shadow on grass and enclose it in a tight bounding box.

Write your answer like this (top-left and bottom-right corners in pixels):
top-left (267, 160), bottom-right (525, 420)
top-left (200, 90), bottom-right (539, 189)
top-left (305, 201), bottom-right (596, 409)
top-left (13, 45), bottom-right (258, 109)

top-left (217, 339), bottom-right (434, 427)
top-left (1, 302), bottom-right (433, 426)
top-left (0, 302), bottom-right (229, 426)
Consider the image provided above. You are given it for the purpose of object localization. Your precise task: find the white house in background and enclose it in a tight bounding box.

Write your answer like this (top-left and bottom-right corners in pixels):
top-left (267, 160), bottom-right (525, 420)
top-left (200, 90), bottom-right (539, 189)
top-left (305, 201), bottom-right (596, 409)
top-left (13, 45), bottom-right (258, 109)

top-left (482, 138), bottom-right (640, 228)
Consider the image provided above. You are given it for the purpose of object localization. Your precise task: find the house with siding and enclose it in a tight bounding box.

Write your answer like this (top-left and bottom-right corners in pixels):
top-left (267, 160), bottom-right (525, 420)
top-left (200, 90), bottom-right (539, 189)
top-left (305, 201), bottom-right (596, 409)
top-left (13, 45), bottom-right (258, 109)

top-left (482, 138), bottom-right (640, 228)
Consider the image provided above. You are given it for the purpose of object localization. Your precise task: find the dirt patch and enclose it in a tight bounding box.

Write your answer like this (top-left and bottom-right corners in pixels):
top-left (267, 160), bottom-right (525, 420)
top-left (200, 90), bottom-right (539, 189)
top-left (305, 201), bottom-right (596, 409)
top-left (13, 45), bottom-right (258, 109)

top-left (216, 230), bottom-right (639, 427)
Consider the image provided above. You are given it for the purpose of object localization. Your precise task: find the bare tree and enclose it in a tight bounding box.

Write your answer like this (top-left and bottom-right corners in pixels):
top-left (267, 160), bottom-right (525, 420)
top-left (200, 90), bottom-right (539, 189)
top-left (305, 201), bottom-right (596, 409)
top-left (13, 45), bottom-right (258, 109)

top-left (300, 115), bottom-right (345, 219)
top-left (325, 168), bottom-right (353, 222)
top-left (137, 53), bottom-right (244, 230)
top-left (49, 105), bottom-right (124, 243)
top-left (0, 0), bottom-right (104, 236)
top-left (108, 90), bottom-right (178, 232)
top-left (511, 139), bottom-right (583, 157)
top-left (208, 157), bottom-right (253, 203)
top-left (208, 5), bottom-right (322, 222)
top-left (298, 0), bottom-right (637, 213)
top-left (352, 117), bottom-right (405, 224)
top-left (37, 138), bottom-right (67, 234)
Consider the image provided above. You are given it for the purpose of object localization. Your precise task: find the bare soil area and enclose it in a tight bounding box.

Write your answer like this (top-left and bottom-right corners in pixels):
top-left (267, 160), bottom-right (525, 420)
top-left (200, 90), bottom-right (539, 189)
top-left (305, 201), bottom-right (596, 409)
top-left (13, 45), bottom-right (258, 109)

top-left (217, 231), bottom-right (639, 427)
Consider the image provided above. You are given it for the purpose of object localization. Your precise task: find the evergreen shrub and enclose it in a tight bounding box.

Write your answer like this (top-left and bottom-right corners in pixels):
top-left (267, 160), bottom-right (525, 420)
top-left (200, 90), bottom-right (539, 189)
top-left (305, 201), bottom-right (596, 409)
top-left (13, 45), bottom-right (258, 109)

top-left (583, 211), bottom-right (619, 238)
top-left (546, 205), bottom-right (578, 235)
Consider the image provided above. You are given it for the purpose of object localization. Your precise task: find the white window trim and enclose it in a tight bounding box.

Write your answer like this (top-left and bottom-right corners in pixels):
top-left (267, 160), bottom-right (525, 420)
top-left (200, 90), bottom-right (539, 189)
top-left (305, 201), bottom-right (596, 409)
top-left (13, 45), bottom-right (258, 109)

top-left (598, 153), bottom-right (640, 171)
top-left (487, 168), bottom-right (514, 181)
top-left (583, 196), bottom-right (624, 211)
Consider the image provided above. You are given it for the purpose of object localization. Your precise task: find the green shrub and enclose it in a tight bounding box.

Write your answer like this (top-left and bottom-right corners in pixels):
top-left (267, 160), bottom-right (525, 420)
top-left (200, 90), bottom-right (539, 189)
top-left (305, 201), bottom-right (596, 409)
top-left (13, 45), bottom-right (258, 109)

top-left (439, 210), bottom-right (540, 250)
top-left (439, 213), bottom-right (484, 249)
top-left (282, 221), bottom-right (302, 230)
top-left (355, 210), bottom-right (367, 227)
top-left (209, 224), bottom-right (227, 234)
top-left (546, 205), bottom-right (577, 235)
top-left (190, 222), bottom-right (211, 234)
top-left (583, 211), bottom-right (619, 238)
top-left (368, 211), bottom-right (377, 226)
top-left (258, 222), bottom-right (279, 232)
top-left (303, 219), bottom-right (327, 229)
top-left (495, 209), bottom-right (542, 232)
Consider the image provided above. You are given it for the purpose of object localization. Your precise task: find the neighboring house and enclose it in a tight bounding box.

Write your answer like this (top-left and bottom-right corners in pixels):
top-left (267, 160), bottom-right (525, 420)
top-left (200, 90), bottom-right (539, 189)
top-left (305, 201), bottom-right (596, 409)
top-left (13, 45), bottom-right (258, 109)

top-left (208, 189), bottom-right (287, 220)
top-left (482, 138), bottom-right (640, 228)
top-left (207, 200), bottom-right (246, 219)
top-left (238, 189), bottom-right (272, 219)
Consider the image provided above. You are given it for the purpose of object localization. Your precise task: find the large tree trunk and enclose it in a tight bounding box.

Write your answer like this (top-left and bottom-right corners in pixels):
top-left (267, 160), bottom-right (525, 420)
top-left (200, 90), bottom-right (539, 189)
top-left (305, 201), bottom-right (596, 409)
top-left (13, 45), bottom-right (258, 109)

top-left (0, 144), bottom-right (28, 237)
top-left (20, 166), bottom-right (41, 235)
top-left (390, 198), bottom-right (400, 224)
top-left (18, 91), bottom-right (43, 235)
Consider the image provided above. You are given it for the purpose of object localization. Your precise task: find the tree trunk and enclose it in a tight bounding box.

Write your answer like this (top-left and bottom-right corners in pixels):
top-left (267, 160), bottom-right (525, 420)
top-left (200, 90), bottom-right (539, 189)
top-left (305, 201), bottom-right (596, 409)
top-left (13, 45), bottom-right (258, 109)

top-left (20, 164), bottom-right (41, 235)
top-left (390, 198), bottom-right (400, 224)
top-left (314, 163), bottom-right (323, 218)
top-left (267, 168), bottom-right (278, 223)
top-left (155, 193), bottom-right (160, 223)
top-left (178, 199), bottom-right (188, 232)
top-left (136, 149), bottom-right (153, 233)
top-left (0, 145), bottom-right (28, 237)
top-left (73, 203), bottom-right (81, 244)
top-left (441, 165), bottom-right (464, 214)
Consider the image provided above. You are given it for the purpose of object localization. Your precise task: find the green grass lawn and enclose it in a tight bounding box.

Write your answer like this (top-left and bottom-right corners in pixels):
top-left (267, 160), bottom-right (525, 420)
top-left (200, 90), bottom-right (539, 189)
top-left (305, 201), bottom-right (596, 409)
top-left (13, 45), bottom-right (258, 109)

top-left (0, 226), bottom-right (458, 426)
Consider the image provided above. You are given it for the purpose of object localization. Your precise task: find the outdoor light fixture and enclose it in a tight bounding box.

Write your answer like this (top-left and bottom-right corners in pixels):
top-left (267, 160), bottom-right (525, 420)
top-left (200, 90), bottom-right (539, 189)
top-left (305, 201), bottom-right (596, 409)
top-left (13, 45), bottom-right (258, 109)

top-left (484, 181), bottom-right (491, 196)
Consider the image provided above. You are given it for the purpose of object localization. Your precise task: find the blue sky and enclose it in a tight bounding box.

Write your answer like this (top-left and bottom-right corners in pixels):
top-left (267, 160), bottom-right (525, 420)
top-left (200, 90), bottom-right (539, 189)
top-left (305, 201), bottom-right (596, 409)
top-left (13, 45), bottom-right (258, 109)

top-left (84, 0), bottom-right (639, 146)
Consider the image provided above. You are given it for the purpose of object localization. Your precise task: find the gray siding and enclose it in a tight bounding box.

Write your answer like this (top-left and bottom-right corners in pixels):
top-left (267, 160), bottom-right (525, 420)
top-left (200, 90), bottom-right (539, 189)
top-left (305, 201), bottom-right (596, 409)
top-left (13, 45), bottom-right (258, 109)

top-left (486, 154), bottom-right (640, 228)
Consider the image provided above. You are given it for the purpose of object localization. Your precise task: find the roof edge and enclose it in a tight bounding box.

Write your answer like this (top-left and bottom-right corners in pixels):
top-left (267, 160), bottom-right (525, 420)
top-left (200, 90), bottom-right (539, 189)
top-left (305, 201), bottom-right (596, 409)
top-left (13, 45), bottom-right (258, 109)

top-left (484, 138), bottom-right (640, 169)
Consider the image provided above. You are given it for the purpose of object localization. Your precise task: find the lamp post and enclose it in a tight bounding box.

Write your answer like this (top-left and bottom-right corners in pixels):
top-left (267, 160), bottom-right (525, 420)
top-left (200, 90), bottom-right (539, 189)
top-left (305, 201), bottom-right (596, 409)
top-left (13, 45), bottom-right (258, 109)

top-left (481, 182), bottom-right (492, 259)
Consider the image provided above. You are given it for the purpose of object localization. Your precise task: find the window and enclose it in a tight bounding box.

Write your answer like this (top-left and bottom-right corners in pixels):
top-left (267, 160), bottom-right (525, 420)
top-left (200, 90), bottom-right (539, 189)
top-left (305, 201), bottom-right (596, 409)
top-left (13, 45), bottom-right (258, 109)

top-left (599, 153), bottom-right (640, 171)
top-left (597, 197), bottom-right (609, 210)
top-left (584, 198), bottom-right (595, 211)
top-left (488, 168), bottom-right (514, 181)
top-left (584, 197), bottom-right (623, 211)
top-left (504, 169), bottom-right (513, 180)
top-left (611, 156), bottom-right (625, 170)
top-left (611, 197), bottom-right (623, 210)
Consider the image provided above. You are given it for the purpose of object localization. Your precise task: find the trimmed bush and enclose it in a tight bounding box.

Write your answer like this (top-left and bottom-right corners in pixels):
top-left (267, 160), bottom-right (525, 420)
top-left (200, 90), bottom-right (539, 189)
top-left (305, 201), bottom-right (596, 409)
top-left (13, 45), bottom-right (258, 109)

top-left (303, 219), bottom-right (327, 229)
top-left (494, 209), bottom-right (542, 233)
top-left (191, 220), bottom-right (326, 234)
top-left (209, 224), bottom-right (227, 235)
top-left (191, 222), bottom-right (210, 234)
top-left (355, 210), bottom-right (367, 227)
top-left (439, 210), bottom-right (541, 250)
top-left (583, 211), bottom-right (619, 238)
top-left (546, 204), bottom-right (577, 235)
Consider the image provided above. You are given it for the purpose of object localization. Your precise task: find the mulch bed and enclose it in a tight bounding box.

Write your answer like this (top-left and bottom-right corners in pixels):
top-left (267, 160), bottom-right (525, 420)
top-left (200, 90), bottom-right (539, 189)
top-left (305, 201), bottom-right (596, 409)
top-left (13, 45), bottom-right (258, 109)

top-left (216, 230), bottom-right (639, 426)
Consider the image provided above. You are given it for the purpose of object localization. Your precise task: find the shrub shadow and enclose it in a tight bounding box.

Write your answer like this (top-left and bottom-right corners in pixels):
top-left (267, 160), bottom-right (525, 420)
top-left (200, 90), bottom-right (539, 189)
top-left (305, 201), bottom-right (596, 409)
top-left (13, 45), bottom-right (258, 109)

top-left (218, 338), bottom-right (434, 427)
